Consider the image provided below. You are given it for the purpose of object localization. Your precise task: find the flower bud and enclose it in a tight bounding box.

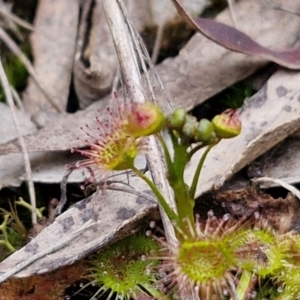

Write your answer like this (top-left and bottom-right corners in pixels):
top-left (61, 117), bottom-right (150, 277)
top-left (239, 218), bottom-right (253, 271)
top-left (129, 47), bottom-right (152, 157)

top-left (194, 119), bottom-right (216, 143)
top-left (182, 115), bottom-right (197, 139)
top-left (212, 109), bottom-right (241, 139)
top-left (167, 108), bottom-right (186, 130)
top-left (124, 102), bottom-right (165, 137)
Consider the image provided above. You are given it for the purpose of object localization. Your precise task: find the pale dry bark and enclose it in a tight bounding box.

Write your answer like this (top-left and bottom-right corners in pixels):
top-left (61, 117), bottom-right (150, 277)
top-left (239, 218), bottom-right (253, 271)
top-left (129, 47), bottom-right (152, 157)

top-left (102, 0), bottom-right (178, 250)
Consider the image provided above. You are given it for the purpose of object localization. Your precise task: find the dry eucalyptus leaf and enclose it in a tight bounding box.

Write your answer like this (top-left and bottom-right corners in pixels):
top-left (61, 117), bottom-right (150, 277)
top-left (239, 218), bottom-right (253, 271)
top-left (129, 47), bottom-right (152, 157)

top-left (268, 0), bottom-right (300, 14)
top-left (0, 103), bottom-right (36, 143)
top-left (193, 17), bottom-right (300, 69)
top-left (1, 0), bottom-right (299, 155)
top-left (23, 0), bottom-right (79, 115)
top-left (0, 98), bottom-right (109, 154)
top-left (74, 0), bottom-right (208, 108)
top-left (152, 0), bottom-right (300, 111)
top-left (1, 150), bottom-right (87, 187)
top-left (188, 69), bottom-right (300, 198)
top-left (73, 0), bottom-right (118, 109)
top-left (171, 0), bottom-right (300, 69)
top-left (0, 176), bottom-right (159, 277)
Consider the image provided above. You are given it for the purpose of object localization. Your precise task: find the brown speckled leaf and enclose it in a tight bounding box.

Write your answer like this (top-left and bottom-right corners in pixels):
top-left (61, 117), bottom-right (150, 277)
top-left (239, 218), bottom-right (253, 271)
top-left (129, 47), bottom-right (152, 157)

top-left (171, 0), bottom-right (300, 69)
top-left (0, 176), bottom-right (159, 277)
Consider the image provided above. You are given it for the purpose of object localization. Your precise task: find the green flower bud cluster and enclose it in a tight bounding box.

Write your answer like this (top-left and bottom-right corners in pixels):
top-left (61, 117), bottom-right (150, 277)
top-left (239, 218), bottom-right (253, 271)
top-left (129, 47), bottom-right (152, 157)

top-left (166, 107), bottom-right (241, 144)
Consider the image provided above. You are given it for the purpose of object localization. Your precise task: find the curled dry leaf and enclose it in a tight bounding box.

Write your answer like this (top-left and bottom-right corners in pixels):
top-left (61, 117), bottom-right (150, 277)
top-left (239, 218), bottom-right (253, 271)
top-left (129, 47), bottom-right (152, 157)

top-left (73, 0), bottom-right (118, 109)
top-left (171, 0), bottom-right (300, 69)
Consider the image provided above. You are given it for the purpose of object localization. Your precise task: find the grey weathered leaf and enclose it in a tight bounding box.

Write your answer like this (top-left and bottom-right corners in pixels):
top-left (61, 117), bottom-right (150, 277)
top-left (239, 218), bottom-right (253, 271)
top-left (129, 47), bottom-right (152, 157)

top-left (248, 137), bottom-right (300, 187)
top-left (0, 176), bottom-right (159, 277)
top-left (73, 0), bottom-right (118, 109)
top-left (0, 103), bottom-right (37, 187)
top-left (23, 0), bottom-right (79, 116)
top-left (1, 0), bottom-right (299, 155)
top-left (188, 69), bottom-right (300, 198)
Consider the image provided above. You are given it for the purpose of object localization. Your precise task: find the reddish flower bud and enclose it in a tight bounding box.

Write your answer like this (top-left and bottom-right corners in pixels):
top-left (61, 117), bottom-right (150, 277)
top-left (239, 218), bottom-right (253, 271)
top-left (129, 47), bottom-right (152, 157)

top-left (123, 102), bottom-right (165, 137)
top-left (212, 109), bottom-right (241, 139)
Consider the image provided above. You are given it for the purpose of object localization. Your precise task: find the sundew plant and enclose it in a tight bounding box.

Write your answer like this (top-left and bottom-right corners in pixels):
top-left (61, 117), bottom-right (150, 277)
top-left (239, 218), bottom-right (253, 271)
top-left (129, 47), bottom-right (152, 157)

top-left (72, 101), bottom-right (300, 300)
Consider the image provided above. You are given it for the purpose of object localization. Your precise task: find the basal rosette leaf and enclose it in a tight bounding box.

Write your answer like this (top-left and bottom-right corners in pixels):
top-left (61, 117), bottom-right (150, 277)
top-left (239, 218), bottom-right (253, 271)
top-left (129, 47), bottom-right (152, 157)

top-left (89, 235), bottom-right (159, 299)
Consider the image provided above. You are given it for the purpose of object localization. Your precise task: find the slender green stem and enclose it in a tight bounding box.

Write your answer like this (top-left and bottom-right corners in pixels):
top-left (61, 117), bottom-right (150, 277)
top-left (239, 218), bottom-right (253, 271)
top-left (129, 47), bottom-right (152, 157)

top-left (140, 283), bottom-right (171, 300)
top-left (0, 240), bottom-right (15, 252)
top-left (132, 166), bottom-right (179, 224)
top-left (189, 143), bottom-right (216, 199)
top-left (157, 133), bottom-right (176, 181)
top-left (8, 201), bottom-right (27, 238)
top-left (16, 197), bottom-right (43, 219)
top-left (188, 143), bottom-right (205, 159)
top-left (0, 214), bottom-right (16, 252)
top-left (236, 271), bottom-right (252, 300)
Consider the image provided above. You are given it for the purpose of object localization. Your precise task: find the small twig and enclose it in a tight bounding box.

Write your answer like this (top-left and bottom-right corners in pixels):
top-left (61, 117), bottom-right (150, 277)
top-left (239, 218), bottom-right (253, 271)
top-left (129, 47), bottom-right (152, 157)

top-left (253, 177), bottom-right (300, 200)
top-left (10, 86), bottom-right (24, 110)
top-left (55, 169), bottom-right (73, 215)
top-left (0, 0), bottom-right (36, 32)
top-left (151, 23), bottom-right (164, 64)
top-left (0, 57), bottom-right (37, 224)
top-left (102, 0), bottom-right (178, 249)
top-left (0, 220), bottom-right (96, 283)
top-left (120, 4), bottom-right (173, 111)
top-left (0, 26), bottom-right (64, 113)
top-left (58, 176), bottom-right (156, 217)
top-left (120, 5), bottom-right (156, 103)
top-left (106, 184), bottom-right (156, 204)
top-left (138, 33), bottom-right (174, 111)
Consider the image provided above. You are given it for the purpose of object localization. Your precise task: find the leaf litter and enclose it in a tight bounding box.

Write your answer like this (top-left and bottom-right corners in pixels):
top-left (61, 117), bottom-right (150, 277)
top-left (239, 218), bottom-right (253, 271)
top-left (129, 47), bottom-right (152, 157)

top-left (1, 0), bottom-right (300, 292)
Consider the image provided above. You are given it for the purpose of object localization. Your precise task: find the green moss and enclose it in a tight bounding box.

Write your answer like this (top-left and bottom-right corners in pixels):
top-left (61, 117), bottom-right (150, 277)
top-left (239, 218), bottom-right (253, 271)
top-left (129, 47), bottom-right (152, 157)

top-left (221, 81), bottom-right (255, 109)
top-left (0, 43), bottom-right (31, 102)
top-left (256, 279), bottom-right (280, 299)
